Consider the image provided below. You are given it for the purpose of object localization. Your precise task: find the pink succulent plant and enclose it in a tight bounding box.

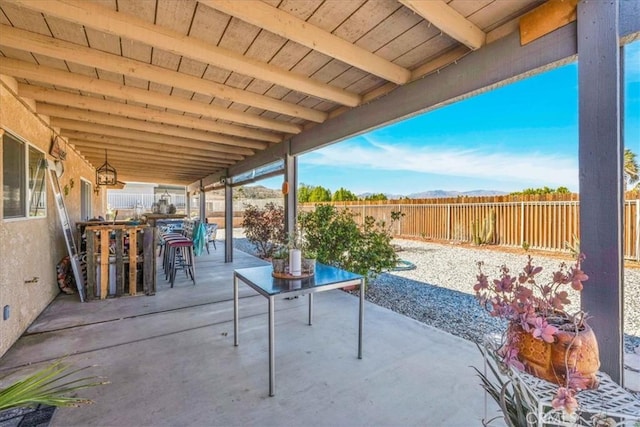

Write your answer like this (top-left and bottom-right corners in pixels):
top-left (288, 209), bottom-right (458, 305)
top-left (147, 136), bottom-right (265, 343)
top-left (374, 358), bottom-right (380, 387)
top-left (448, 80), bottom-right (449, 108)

top-left (474, 254), bottom-right (590, 416)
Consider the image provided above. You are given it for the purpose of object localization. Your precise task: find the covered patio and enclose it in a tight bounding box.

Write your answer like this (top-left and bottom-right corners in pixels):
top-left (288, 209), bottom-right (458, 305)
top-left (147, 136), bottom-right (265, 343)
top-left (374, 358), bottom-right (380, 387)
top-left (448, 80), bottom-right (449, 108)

top-left (0, 244), bottom-right (496, 426)
top-left (1, 0), bottom-right (639, 423)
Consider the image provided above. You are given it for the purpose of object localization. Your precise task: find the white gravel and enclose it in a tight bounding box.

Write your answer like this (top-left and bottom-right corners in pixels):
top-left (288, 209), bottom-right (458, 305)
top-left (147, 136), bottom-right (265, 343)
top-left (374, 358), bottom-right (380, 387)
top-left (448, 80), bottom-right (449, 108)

top-left (232, 234), bottom-right (640, 353)
top-left (373, 238), bottom-right (640, 353)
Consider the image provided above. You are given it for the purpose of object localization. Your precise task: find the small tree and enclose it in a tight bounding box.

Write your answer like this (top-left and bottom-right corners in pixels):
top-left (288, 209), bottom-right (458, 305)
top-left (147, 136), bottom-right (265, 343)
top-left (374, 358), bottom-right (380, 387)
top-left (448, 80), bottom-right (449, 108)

top-left (364, 193), bottom-right (388, 201)
top-left (309, 186), bottom-right (332, 202)
top-left (241, 202), bottom-right (286, 258)
top-left (332, 187), bottom-right (358, 201)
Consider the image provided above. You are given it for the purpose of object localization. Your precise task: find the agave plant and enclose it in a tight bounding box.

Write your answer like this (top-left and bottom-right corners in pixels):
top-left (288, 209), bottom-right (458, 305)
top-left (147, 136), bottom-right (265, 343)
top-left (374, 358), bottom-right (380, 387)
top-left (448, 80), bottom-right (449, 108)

top-left (473, 342), bottom-right (536, 427)
top-left (0, 360), bottom-right (108, 411)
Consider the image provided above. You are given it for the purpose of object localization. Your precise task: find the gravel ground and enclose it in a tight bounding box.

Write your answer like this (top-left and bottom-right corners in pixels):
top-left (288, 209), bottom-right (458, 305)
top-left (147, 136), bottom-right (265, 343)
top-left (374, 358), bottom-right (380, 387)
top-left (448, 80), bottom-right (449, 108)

top-left (232, 235), bottom-right (640, 353)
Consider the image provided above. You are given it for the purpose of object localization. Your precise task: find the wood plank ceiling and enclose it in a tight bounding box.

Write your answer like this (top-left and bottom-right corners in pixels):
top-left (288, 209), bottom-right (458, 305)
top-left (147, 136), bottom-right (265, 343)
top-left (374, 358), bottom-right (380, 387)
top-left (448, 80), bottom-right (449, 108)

top-left (0, 0), bottom-right (544, 185)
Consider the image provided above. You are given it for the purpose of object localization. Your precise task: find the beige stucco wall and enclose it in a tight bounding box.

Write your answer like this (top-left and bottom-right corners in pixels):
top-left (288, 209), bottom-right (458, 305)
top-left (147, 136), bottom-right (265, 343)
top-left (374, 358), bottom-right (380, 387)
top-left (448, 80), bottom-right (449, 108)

top-left (0, 75), bottom-right (102, 357)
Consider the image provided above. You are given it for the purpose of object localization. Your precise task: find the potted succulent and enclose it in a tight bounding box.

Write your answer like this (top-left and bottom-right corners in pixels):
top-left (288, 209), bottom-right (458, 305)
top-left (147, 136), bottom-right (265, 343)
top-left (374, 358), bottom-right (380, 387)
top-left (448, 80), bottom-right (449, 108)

top-left (473, 254), bottom-right (600, 419)
top-left (301, 248), bottom-right (317, 275)
top-left (271, 246), bottom-right (288, 275)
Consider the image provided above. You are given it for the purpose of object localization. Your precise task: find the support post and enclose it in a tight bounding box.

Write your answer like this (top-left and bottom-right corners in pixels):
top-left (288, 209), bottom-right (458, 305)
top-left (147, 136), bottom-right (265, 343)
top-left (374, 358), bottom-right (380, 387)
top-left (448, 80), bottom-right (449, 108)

top-left (225, 179), bottom-right (233, 263)
top-left (186, 191), bottom-right (191, 218)
top-left (199, 180), bottom-right (206, 222)
top-left (284, 142), bottom-right (298, 237)
top-left (577, 0), bottom-right (623, 383)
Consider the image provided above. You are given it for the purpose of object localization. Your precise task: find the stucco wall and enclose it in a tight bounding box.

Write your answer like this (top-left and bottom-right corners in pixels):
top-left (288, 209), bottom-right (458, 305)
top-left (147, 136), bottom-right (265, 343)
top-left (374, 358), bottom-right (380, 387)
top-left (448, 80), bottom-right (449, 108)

top-left (0, 75), bottom-right (101, 357)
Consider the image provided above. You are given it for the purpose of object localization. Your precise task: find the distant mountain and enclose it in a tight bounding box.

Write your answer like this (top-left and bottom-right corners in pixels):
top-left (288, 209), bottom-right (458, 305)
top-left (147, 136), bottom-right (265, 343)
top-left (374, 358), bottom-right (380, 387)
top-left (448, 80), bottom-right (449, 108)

top-left (407, 189), bottom-right (508, 199)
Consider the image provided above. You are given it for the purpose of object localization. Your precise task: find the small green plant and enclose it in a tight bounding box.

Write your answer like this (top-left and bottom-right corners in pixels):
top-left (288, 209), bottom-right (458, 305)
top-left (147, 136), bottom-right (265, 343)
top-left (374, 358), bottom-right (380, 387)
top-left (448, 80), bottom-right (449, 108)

top-left (272, 246), bottom-right (288, 260)
top-left (522, 241), bottom-right (530, 252)
top-left (471, 209), bottom-right (496, 245)
top-left (0, 361), bottom-right (108, 411)
top-left (565, 233), bottom-right (580, 259)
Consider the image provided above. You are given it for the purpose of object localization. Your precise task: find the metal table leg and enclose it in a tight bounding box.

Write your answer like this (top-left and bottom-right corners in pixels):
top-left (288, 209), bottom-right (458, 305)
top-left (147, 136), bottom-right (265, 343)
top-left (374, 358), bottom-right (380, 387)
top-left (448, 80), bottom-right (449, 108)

top-left (308, 293), bottom-right (313, 325)
top-left (233, 274), bottom-right (239, 347)
top-left (268, 296), bottom-right (275, 397)
top-left (358, 278), bottom-right (364, 359)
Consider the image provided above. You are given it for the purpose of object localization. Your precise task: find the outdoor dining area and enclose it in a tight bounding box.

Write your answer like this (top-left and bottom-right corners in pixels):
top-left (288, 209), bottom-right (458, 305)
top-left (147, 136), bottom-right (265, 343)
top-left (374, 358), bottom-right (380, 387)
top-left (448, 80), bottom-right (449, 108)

top-left (0, 240), bottom-right (497, 426)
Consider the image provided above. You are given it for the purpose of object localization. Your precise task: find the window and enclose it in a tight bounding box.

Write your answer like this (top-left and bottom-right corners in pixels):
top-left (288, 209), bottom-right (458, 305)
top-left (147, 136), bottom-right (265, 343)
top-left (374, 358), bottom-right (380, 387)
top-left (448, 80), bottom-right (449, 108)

top-left (2, 131), bottom-right (46, 219)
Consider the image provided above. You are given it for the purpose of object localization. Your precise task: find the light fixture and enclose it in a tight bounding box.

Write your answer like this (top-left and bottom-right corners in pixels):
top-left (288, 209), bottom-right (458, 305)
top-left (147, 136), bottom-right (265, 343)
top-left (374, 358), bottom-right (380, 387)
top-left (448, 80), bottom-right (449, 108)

top-left (96, 149), bottom-right (117, 186)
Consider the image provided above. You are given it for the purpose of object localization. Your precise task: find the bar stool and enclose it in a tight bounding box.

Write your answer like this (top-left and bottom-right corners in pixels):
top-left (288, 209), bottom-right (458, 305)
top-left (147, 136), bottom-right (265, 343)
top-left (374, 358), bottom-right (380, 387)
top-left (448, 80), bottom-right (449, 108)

top-left (167, 239), bottom-right (196, 288)
top-left (162, 234), bottom-right (188, 278)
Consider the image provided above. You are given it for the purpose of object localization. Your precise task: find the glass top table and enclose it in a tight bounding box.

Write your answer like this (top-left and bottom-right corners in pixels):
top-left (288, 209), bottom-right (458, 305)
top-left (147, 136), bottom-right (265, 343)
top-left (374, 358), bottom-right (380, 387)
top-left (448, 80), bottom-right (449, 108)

top-left (233, 263), bottom-right (364, 397)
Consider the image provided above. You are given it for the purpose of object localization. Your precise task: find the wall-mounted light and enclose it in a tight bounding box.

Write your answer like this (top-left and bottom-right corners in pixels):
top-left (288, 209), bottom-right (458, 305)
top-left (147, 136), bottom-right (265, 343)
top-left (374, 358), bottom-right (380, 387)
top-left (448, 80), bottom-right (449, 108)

top-left (96, 149), bottom-right (117, 186)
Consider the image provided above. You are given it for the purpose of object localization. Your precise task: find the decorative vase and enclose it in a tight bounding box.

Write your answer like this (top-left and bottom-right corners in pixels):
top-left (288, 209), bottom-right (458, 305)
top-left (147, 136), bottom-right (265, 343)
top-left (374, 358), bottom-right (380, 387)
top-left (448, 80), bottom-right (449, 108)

top-left (507, 321), bottom-right (600, 389)
top-left (289, 249), bottom-right (301, 276)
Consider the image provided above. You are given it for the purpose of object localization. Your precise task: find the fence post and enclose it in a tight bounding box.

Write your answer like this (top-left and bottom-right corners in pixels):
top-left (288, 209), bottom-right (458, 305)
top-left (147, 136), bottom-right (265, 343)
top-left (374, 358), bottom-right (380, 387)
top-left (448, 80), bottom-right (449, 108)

top-left (446, 204), bottom-right (451, 241)
top-left (636, 199), bottom-right (640, 262)
top-left (520, 201), bottom-right (525, 247)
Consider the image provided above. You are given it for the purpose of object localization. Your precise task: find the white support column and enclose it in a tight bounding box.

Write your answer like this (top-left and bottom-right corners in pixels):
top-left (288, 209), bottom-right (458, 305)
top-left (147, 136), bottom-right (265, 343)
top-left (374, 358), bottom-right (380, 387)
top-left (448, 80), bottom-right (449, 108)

top-left (577, 0), bottom-right (623, 383)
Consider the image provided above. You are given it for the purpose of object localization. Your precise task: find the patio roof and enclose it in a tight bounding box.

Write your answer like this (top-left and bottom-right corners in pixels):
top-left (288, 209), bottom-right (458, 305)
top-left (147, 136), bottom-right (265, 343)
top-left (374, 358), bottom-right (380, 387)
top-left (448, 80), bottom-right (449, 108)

top-left (0, 0), bottom-right (598, 186)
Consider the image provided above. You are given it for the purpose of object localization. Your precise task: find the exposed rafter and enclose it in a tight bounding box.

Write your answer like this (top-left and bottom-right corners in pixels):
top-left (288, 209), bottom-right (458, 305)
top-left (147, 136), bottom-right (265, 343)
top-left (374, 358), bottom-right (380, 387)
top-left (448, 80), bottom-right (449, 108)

top-left (399, 0), bottom-right (486, 50)
top-left (17, 85), bottom-right (282, 144)
top-left (0, 58), bottom-right (300, 134)
top-left (36, 103), bottom-right (268, 151)
top-left (52, 119), bottom-right (251, 158)
top-left (62, 131), bottom-right (239, 160)
top-left (9, 0), bottom-right (362, 107)
top-left (200, 0), bottom-right (411, 85)
top-left (0, 25), bottom-right (327, 123)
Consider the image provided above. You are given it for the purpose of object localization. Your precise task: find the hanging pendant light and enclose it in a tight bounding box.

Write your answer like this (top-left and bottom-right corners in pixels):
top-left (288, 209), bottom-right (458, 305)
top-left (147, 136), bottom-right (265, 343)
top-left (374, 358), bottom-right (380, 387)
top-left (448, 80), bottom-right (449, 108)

top-left (96, 149), bottom-right (117, 186)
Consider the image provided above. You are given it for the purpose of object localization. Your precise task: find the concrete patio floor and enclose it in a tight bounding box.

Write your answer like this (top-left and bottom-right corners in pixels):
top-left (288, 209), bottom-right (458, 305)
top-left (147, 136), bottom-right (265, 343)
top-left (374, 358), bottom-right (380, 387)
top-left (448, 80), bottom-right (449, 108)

top-left (0, 244), bottom-right (500, 427)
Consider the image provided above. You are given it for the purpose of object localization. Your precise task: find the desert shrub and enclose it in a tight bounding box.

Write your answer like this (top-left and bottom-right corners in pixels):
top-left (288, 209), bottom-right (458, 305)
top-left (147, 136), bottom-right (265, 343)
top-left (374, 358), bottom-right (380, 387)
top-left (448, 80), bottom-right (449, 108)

top-left (241, 202), bottom-right (286, 258)
top-left (298, 204), bottom-right (398, 279)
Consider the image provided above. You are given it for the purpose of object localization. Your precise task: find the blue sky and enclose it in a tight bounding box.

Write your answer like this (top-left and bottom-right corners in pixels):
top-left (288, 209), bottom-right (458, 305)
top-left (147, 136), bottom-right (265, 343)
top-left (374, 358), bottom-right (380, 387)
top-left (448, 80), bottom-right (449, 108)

top-left (260, 41), bottom-right (640, 195)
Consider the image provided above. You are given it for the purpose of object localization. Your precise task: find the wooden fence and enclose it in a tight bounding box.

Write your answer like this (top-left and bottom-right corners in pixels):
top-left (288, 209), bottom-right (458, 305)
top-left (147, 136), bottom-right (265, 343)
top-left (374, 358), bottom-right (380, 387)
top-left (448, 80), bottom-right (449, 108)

top-left (300, 194), bottom-right (640, 261)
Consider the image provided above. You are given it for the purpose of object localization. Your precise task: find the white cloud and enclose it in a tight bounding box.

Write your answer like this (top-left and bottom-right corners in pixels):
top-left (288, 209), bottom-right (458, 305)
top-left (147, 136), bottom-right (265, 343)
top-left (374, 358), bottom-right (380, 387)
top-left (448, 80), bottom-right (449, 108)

top-left (303, 138), bottom-right (578, 188)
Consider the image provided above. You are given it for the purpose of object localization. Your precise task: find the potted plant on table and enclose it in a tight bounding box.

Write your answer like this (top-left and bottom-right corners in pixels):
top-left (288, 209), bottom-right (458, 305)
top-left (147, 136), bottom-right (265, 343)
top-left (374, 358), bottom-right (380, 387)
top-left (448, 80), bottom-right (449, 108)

top-left (473, 254), bottom-right (600, 424)
top-left (271, 246), bottom-right (288, 275)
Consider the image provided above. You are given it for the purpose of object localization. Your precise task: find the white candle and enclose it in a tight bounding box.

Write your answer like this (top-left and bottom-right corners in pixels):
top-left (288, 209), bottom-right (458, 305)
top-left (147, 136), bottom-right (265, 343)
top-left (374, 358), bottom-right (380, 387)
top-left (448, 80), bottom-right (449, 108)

top-left (289, 249), bottom-right (302, 276)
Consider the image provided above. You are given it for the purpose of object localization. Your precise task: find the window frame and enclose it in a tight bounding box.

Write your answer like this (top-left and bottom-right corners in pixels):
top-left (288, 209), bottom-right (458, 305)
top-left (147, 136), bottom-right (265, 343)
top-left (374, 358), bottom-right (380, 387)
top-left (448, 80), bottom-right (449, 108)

top-left (2, 130), bottom-right (47, 221)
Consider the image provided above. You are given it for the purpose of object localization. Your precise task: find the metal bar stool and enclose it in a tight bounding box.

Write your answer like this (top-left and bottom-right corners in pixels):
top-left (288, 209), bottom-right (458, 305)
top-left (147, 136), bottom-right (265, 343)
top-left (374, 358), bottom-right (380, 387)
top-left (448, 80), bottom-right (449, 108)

top-left (167, 239), bottom-right (196, 288)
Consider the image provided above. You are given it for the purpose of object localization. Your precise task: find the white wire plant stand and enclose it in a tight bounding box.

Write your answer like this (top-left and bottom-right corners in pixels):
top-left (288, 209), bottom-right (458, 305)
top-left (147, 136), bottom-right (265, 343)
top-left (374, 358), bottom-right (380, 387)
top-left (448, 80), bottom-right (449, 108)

top-left (482, 335), bottom-right (640, 427)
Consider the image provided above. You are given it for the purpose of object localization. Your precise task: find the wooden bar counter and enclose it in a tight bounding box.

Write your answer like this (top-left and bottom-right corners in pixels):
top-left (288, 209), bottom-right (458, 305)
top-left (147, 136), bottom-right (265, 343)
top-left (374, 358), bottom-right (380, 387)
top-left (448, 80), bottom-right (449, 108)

top-left (83, 223), bottom-right (155, 299)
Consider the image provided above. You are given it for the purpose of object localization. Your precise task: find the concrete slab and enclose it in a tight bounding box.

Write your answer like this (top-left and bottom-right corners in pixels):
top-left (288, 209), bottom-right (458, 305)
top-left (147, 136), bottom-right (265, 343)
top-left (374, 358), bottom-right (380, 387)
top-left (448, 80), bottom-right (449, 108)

top-left (0, 247), bottom-right (501, 426)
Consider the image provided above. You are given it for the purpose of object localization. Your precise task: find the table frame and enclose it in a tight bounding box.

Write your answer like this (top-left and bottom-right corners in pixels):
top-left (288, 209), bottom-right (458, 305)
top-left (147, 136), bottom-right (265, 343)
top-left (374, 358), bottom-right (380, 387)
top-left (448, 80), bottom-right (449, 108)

top-left (233, 264), bottom-right (364, 397)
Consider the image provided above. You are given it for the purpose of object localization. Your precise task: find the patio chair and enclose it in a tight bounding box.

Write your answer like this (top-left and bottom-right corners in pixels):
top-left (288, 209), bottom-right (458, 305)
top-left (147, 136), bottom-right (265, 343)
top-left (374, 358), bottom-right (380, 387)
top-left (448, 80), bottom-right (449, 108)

top-left (205, 223), bottom-right (218, 254)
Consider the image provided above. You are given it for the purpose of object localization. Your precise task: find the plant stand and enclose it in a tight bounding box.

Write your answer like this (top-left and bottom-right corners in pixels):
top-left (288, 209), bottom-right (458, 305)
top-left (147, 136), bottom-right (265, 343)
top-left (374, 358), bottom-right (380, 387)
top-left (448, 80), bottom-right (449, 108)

top-left (482, 336), bottom-right (640, 427)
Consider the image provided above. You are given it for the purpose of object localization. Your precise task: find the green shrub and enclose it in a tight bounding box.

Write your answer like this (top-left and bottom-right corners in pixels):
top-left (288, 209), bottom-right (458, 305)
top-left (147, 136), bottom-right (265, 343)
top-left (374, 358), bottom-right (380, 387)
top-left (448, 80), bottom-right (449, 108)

top-left (298, 204), bottom-right (398, 279)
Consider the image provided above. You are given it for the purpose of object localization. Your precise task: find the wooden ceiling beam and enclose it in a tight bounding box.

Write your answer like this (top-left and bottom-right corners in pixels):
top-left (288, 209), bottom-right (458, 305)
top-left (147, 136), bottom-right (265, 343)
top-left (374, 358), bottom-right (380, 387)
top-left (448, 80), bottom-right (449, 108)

top-left (201, 0), bottom-right (411, 85)
top-left (36, 103), bottom-right (268, 151)
top-left (64, 132), bottom-right (238, 161)
top-left (82, 156), bottom-right (218, 174)
top-left (18, 85), bottom-right (281, 144)
top-left (54, 120), bottom-right (252, 158)
top-left (0, 58), bottom-right (300, 134)
top-left (114, 176), bottom-right (193, 185)
top-left (72, 141), bottom-right (234, 166)
top-left (0, 25), bottom-right (326, 123)
top-left (10, 0), bottom-right (361, 107)
top-left (399, 0), bottom-right (486, 50)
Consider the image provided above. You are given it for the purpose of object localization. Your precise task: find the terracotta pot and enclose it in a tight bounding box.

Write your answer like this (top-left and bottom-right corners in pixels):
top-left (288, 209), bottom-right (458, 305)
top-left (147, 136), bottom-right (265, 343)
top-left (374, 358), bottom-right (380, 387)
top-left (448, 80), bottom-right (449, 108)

top-left (507, 321), bottom-right (600, 389)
